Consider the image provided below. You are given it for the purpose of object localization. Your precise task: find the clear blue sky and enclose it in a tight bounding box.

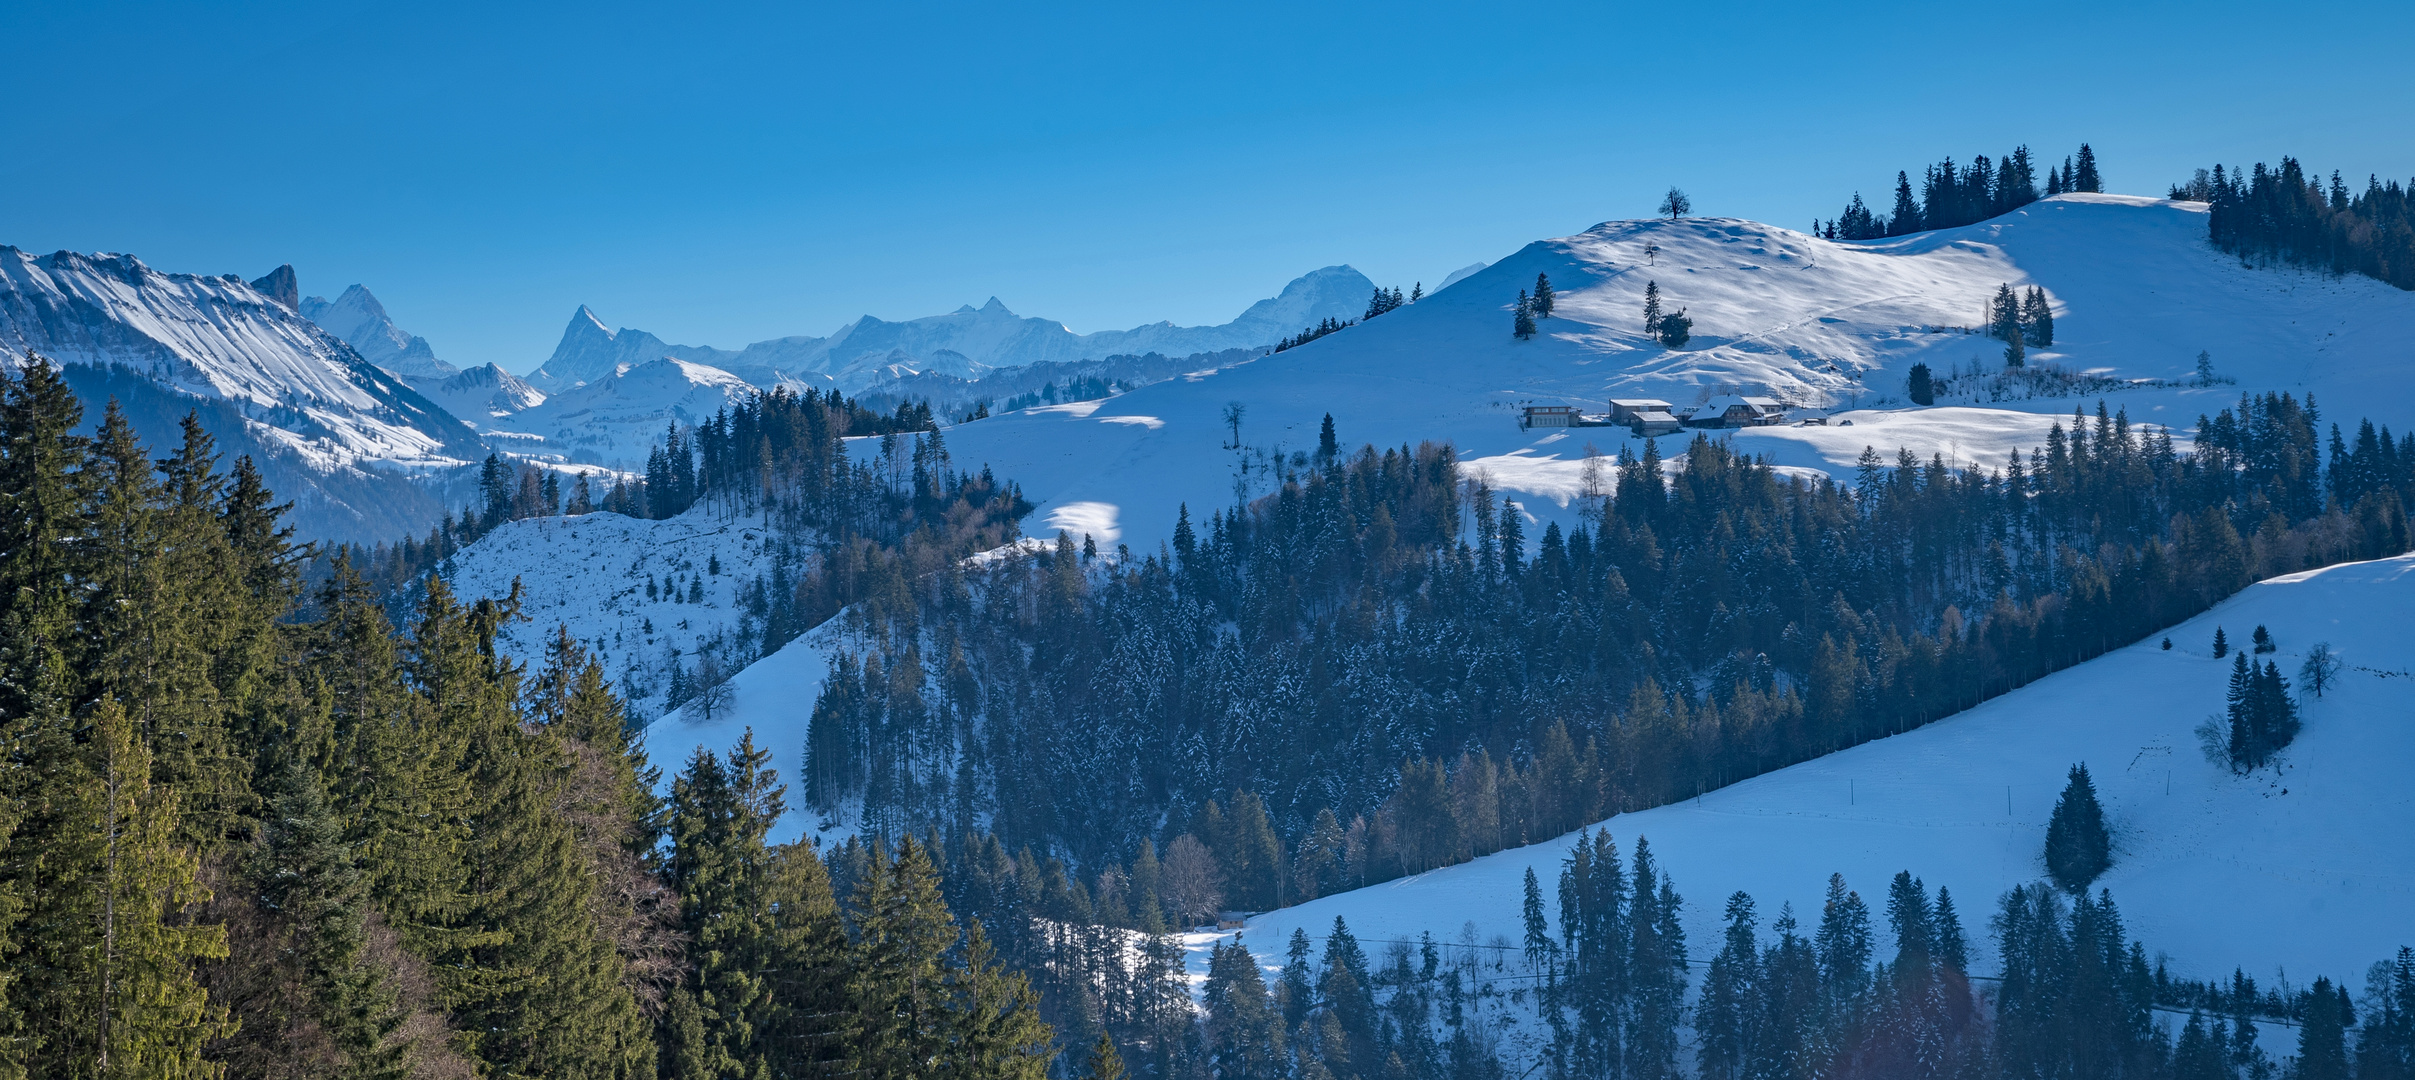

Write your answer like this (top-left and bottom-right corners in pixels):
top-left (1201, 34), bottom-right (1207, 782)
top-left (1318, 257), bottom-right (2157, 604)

top-left (5, 0), bottom-right (2409, 373)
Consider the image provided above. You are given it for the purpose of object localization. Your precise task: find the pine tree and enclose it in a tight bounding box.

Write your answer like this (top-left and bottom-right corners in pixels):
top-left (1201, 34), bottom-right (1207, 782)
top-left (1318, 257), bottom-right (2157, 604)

top-left (1318, 414), bottom-right (1338, 462)
top-left (1534, 273), bottom-right (1556, 318)
top-left (2253, 624), bottom-right (2275, 653)
top-left (1907, 363), bottom-right (1935, 406)
top-left (1085, 1031), bottom-right (1128, 1080)
top-left (2045, 763), bottom-right (2112, 890)
top-left (1514, 292), bottom-right (1537, 340)
top-left (2074, 144), bottom-right (2103, 193)
top-left (1889, 171), bottom-right (1923, 235)
top-left (2022, 286), bottom-right (2055, 347)
top-left (2293, 976), bottom-right (2352, 1080)
top-left (2213, 626), bottom-right (2229, 658)
top-left (20, 700), bottom-right (235, 1079)
top-left (1641, 280), bottom-right (1663, 336)
top-left (1697, 892), bottom-right (1759, 1080)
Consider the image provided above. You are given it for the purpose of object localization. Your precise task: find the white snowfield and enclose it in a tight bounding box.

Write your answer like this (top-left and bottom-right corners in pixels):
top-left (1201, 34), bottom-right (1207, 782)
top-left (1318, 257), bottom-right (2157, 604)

top-left (941, 195), bottom-right (2415, 556)
top-left (1208, 554), bottom-right (2415, 990)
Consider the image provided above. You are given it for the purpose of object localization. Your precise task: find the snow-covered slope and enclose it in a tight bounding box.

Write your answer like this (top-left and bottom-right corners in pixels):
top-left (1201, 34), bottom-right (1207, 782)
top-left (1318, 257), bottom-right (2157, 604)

top-left (506, 358), bottom-right (760, 468)
top-left (527, 266), bottom-right (1378, 393)
top-left (415, 362), bottom-right (546, 433)
top-left (937, 195), bottom-right (2415, 557)
top-left (0, 246), bottom-right (485, 473)
top-left (302, 284), bottom-right (457, 382)
top-left (443, 510), bottom-right (780, 713)
top-left (1205, 552), bottom-right (2415, 991)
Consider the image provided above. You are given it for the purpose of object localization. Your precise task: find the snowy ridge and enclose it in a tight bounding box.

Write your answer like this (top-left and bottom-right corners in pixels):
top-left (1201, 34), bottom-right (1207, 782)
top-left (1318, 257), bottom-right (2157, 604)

top-left (303, 283), bottom-right (457, 382)
top-left (528, 266), bottom-right (1378, 394)
top-left (0, 246), bottom-right (484, 472)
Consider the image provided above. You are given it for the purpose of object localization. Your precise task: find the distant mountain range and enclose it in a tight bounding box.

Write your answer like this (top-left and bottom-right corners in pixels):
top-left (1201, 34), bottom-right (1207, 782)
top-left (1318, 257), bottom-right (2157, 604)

top-left (0, 245), bottom-right (1381, 541)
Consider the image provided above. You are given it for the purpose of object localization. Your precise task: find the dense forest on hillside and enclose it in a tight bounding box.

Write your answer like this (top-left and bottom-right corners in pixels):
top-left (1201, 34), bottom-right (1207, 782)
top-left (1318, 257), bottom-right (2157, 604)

top-left (804, 394), bottom-right (2408, 883)
top-left (2172, 157), bottom-right (2415, 292)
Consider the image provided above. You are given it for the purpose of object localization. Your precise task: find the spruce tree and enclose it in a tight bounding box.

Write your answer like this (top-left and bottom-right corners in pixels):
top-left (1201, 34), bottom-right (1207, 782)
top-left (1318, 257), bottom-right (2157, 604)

top-left (2044, 763), bottom-right (2112, 890)
top-left (2294, 977), bottom-right (2352, 1080)
top-left (1318, 414), bottom-right (1338, 462)
top-left (1514, 292), bottom-right (1537, 341)
top-left (1533, 272), bottom-right (1555, 318)
top-left (1888, 171), bottom-right (1922, 235)
top-left (1641, 280), bottom-right (1663, 336)
top-left (1907, 363), bottom-right (1935, 406)
top-left (20, 700), bottom-right (235, 1079)
top-left (2213, 626), bottom-right (2229, 658)
top-left (2074, 144), bottom-right (2103, 193)
top-left (2022, 286), bottom-right (2055, 347)
top-left (1085, 1031), bottom-right (1127, 1080)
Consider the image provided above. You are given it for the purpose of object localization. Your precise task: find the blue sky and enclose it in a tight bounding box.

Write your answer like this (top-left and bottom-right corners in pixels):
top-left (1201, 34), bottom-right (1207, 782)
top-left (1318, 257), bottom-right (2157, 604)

top-left (4, 0), bottom-right (2410, 373)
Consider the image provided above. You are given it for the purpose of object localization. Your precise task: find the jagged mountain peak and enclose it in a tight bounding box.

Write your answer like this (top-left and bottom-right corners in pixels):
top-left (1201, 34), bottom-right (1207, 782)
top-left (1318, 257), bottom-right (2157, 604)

top-left (249, 264), bottom-right (298, 310)
top-left (300, 282), bottom-right (455, 381)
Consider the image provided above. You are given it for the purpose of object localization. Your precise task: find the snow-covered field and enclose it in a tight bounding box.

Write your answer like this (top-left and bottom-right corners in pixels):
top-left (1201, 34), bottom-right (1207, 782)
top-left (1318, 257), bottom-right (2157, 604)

top-left (1205, 554), bottom-right (2415, 991)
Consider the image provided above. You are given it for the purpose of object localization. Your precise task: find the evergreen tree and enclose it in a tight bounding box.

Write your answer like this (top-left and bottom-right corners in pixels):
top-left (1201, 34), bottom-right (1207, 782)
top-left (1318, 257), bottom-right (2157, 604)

top-left (1533, 273), bottom-right (1556, 318)
top-left (2045, 763), bottom-right (2112, 890)
top-left (1657, 309), bottom-right (1692, 348)
top-left (19, 700), bottom-right (235, 1079)
top-left (1085, 1032), bottom-right (1127, 1080)
top-left (2292, 976), bottom-right (2352, 1080)
top-left (2213, 626), bottom-right (2229, 658)
top-left (2022, 286), bottom-right (2055, 347)
top-left (1203, 938), bottom-right (1285, 1080)
top-left (1641, 280), bottom-right (1664, 336)
top-left (1889, 171), bottom-right (1923, 235)
top-left (1908, 363), bottom-right (1935, 406)
top-left (1318, 414), bottom-right (1338, 462)
top-left (1697, 892), bottom-right (1759, 1080)
top-left (1514, 292), bottom-right (1537, 341)
top-left (2074, 144), bottom-right (2103, 193)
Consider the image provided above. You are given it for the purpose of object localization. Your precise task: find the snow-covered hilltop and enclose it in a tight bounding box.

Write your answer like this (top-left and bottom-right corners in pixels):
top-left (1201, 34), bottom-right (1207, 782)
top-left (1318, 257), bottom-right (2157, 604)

top-left (940, 194), bottom-right (2415, 555)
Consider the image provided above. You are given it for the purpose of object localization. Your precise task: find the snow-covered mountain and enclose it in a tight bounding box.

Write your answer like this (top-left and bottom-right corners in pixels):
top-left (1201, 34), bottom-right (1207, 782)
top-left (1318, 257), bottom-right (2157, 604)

top-left (527, 265), bottom-right (1378, 393)
top-left (508, 357), bottom-right (759, 468)
top-left (302, 284), bottom-right (457, 381)
top-left (416, 362), bottom-right (546, 432)
top-left (0, 247), bottom-right (487, 541)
